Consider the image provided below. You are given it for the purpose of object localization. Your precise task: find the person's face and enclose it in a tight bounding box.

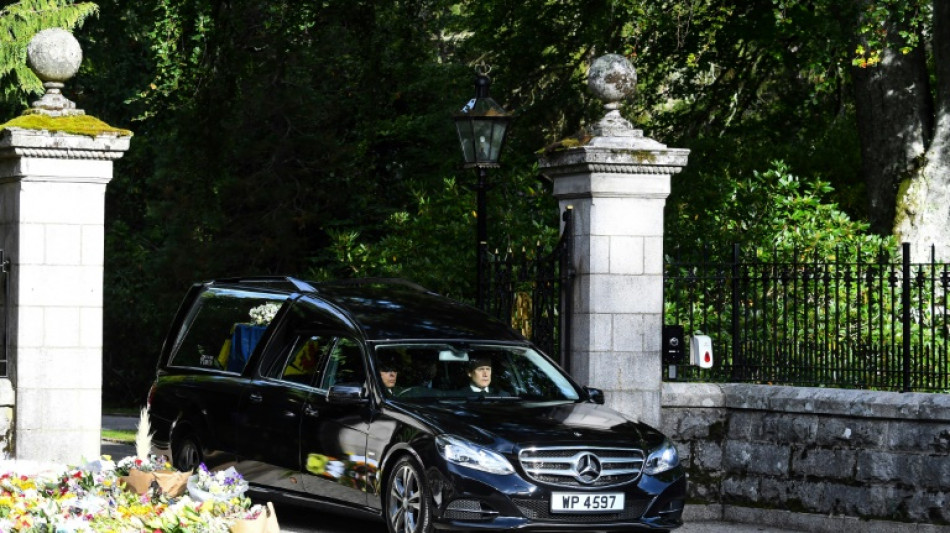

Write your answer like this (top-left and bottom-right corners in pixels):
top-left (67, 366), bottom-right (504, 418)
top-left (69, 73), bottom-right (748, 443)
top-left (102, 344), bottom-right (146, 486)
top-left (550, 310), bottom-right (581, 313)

top-left (468, 365), bottom-right (492, 388)
top-left (380, 369), bottom-right (397, 388)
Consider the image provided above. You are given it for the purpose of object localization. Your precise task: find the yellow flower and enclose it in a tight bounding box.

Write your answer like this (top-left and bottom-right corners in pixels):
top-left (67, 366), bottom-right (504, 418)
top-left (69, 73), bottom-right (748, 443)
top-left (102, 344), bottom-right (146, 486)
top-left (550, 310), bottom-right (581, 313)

top-left (13, 477), bottom-right (35, 490)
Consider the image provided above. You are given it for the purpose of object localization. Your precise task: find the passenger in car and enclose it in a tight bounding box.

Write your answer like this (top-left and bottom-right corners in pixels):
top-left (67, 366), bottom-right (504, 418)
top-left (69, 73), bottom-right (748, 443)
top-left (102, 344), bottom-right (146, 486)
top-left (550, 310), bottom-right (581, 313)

top-left (378, 356), bottom-right (403, 396)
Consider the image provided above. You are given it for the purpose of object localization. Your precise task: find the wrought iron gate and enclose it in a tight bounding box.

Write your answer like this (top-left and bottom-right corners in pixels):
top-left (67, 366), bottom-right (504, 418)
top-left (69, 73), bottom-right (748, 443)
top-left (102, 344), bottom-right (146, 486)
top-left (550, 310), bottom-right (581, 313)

top-left (482, 208), bottom-right (575, 370)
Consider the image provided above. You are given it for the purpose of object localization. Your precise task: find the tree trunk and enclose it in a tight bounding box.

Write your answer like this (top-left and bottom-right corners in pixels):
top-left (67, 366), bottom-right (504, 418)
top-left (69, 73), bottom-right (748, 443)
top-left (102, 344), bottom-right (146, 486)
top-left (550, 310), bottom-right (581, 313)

top-left (893, 0), bottom-right (950, 260)
top-left (851, 4), bottom-right (933, 236)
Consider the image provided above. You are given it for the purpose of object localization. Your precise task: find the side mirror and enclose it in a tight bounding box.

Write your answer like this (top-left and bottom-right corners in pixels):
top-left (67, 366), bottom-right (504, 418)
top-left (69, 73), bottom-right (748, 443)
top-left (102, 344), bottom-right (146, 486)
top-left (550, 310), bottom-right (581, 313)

top-left (328, 383), bottom-right (368, 405)
top-left (584, 386), bottom-right (605, 405)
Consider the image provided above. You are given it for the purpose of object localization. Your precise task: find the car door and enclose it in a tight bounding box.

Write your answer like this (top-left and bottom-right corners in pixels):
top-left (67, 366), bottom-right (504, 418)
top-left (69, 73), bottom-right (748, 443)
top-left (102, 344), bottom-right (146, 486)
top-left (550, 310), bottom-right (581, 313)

top-left (299, 336), bottom-right (373, 506)
top-left (234, 333), bottom-right (331, 491)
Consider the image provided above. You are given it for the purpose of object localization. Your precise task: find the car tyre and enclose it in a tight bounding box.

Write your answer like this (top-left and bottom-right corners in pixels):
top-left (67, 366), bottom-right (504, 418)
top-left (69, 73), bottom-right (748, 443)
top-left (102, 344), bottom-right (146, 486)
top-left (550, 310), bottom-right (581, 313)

top-left (172, 432), bottom-right (203, 471)
top-left (385, 455), bottom-right (432, 533)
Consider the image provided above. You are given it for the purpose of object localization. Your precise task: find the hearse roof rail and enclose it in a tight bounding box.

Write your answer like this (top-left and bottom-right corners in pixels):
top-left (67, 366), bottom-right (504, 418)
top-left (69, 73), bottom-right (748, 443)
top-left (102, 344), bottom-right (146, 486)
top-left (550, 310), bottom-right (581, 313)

top-left (212, 276), bottom-right (317, 293)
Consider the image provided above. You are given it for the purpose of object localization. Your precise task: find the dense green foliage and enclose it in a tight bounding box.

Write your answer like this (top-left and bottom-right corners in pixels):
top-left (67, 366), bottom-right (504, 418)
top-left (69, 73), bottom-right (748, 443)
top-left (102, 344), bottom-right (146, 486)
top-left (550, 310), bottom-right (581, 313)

top-left (669, 160), bottom-right (894, 261)
top-left (0, 1), bottom-right (942, 404)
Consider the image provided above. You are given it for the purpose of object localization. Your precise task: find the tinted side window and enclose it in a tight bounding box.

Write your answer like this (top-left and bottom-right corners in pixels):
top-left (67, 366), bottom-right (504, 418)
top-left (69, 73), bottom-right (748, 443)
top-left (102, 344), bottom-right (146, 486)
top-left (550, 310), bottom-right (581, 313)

top-left (269, 334), bottom-right (333, 385)
top-left (171, 288), bottom-right (287, 372)
top-left (319, 337), bottom-right (365, 389)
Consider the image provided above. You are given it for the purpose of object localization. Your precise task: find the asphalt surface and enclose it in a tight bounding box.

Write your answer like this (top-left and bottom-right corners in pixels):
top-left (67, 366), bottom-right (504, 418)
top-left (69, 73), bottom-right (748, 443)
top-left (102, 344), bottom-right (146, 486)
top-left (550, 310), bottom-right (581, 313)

top-left (101, 415), bottom-right (804, 533)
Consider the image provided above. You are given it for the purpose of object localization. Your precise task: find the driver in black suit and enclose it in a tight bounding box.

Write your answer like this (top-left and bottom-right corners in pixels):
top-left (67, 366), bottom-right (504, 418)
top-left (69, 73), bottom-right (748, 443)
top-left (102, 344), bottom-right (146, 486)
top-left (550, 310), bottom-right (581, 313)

top-left (461, 356), bottom-right (511, 396)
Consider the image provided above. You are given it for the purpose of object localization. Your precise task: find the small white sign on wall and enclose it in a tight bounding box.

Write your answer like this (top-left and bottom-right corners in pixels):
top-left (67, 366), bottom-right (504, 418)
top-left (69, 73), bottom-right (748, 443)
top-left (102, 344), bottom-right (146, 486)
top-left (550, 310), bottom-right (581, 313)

top-left (690, 335), bottom-right (714, 369)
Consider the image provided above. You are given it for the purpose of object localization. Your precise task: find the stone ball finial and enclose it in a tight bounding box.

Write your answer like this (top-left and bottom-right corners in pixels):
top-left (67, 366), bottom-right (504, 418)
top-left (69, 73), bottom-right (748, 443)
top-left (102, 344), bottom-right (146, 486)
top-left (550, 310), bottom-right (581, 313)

top-left (586, 54), bottom-right (640, 140)
top-left (27, 28), bottom-right (82, 83)
top-left (587, 54), bottom-right (637, 111)
top-left (25, 28), bottom-right (84, 116)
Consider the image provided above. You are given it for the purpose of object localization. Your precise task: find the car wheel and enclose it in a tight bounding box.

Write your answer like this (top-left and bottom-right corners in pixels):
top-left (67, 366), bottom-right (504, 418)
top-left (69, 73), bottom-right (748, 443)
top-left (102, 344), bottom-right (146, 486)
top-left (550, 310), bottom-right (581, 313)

top-left (172, 432), bottom-right (202, 471)
top-left (385, 456), bottom-right (432, 533)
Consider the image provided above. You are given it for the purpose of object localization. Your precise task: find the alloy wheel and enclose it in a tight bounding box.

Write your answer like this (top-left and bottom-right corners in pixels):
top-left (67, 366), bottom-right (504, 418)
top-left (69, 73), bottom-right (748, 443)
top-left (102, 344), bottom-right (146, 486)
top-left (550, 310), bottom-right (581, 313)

top-left (387, 459), bottom-right (427, 533)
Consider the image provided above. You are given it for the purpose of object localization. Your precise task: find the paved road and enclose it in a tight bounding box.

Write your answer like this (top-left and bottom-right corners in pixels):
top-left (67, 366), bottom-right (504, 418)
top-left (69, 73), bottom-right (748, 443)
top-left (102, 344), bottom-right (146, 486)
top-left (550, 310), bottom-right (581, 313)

top-left (271, 501), bottom-right (805, 533)
top-left (274, 505), bottom-right (805, 533)
top-left (102, 416), bottom-right (803, 533)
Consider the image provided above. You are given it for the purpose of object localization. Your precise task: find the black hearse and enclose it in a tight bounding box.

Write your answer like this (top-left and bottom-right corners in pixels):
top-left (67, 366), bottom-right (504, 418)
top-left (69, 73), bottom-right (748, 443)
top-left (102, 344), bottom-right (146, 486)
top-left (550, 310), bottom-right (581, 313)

top-left (148, 277), bottom-right (686, 532)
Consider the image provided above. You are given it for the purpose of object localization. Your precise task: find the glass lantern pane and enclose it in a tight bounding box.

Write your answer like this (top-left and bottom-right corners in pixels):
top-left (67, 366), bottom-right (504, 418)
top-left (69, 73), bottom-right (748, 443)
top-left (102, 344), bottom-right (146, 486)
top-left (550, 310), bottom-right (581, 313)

top-left (473, 120), bottom-right (494, 163)
top-left (488, 121), bottom-right (508, 162)
top-left (456, 119), bottom-right (476, 163)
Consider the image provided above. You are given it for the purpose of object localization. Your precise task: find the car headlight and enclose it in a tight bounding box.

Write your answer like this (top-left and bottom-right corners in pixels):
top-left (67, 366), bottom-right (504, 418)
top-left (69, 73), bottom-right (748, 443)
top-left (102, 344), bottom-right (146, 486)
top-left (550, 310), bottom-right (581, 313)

top-left (643, 438), bottom-right (679, 475)
top-left (435, 435), bottom-right (514, 475)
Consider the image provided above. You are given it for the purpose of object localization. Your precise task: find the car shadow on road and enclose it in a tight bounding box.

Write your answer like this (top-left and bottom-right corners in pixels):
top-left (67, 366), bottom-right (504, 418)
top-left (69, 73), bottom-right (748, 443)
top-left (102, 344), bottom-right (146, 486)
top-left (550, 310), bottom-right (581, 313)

top-left (271, 502), bottom-right (385, 533)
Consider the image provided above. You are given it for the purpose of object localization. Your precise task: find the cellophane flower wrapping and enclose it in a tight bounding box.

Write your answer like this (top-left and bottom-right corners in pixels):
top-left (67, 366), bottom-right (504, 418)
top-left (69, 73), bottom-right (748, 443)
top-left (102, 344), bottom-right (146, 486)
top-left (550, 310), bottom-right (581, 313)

top-left (187, 463), bottom-right (249, 502)
top-left (229, 501), bottom-right (280, 533)
top-left (115, 454), bottom-right (189, 497)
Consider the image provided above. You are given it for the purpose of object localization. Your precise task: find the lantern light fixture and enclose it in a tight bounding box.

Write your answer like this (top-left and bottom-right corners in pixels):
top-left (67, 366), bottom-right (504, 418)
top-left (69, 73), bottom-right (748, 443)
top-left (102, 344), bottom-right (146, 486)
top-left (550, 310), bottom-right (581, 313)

top-left (454, 70), bottom-right (511, 168)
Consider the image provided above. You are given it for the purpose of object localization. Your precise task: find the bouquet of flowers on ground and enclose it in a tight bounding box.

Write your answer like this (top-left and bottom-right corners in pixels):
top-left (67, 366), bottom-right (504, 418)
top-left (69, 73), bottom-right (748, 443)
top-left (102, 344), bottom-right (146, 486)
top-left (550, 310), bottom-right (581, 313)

top-left (211, 498), bottom-right (280, 533)
top-left (232, 501), bottom-right (280, 533)
top-left (118, 456), bottom-right (190, 497)
top-left (114, 453), bottom-right (170, 477)
top-left (187, 463), bottom-right (249, 502)
top-left (0, 455), bottom-right (279, 532)
top-left (117, 407), bottom-right (191, 497)
top-left (139, 495), bottom-right (232, 533)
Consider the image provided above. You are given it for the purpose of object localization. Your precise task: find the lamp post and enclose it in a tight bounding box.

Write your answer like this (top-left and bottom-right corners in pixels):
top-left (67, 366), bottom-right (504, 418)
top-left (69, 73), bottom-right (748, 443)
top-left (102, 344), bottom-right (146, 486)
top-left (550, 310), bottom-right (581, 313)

top-left (453, 69), bottom-right (511, 309)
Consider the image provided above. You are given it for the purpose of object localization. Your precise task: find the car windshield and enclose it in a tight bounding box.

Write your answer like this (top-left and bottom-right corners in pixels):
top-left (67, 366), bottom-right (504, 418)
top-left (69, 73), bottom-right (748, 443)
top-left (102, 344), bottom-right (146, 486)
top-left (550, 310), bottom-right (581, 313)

top-left (373, 343), bottom-right (580, 401)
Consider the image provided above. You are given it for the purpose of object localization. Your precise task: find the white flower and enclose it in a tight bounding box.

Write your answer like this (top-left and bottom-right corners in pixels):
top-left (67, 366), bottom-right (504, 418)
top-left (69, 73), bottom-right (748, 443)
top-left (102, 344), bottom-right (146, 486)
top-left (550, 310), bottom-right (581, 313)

top-left (188, 463), bottom-right (248, 502)
top-left (248, 302), bottom-right (281, 326)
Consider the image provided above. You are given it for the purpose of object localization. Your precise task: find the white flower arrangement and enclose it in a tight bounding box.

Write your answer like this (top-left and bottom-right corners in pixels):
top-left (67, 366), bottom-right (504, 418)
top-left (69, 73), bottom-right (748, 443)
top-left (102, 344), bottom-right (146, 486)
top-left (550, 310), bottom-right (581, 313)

top-left (249, 302), bottom-right (281, 326)
top-left (187, 463), bottom-right (249, 502)
top-left (114, 454), bottom-right (170, 476)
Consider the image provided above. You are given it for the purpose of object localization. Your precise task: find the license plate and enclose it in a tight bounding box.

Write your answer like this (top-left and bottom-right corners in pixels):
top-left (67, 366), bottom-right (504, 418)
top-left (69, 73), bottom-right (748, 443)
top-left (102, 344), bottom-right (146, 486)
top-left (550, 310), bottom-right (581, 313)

top-left (550, 492), bottom-right (624, 513)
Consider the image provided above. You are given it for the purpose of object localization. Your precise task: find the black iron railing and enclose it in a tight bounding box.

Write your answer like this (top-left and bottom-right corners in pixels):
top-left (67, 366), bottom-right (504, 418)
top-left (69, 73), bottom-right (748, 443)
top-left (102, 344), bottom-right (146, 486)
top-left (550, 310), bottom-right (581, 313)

top-left (483, 208), bottom-right (575, 369)
top-left (0, 250), bottom-right (8, 377)
top-left (664, 243), bottom-right (950, 393)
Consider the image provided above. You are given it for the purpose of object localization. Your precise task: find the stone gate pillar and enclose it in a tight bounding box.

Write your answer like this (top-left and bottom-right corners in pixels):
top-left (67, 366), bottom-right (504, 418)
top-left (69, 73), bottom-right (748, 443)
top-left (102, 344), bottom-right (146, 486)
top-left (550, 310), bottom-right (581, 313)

top-left (0, 29), bottom-right (131, 463)
top-left (538, 55), bottom-right (687, 427)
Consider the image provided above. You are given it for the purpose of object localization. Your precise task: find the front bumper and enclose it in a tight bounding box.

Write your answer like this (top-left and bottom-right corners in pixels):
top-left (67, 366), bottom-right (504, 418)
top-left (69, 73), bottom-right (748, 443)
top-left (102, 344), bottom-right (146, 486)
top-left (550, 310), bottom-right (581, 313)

top-left (427, 462), bottom-right (686, 531)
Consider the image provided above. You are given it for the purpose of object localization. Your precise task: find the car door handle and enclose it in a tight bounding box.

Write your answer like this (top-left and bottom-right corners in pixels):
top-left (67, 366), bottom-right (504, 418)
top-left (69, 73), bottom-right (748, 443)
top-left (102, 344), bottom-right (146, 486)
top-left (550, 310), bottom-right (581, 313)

top-left (248, 393), bottom-right (263, 403)
top-left (304, 404), bottom-right (319, 418)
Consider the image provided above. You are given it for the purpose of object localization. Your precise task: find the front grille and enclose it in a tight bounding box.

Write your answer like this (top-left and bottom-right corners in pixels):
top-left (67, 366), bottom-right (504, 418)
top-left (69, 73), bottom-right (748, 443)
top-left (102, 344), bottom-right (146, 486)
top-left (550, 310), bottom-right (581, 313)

top-left (512, 497), bottom-right (648, 523)
top-left (518, 447), bottom-right (644, 488)
top-left (443, 499), bottom-right (496, 521)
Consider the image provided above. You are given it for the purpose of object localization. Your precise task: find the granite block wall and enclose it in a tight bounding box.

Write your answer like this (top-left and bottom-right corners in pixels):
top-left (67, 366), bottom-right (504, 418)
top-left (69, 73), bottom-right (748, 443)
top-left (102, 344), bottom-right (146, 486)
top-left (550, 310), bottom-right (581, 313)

top-left (661, 383), bottom-right (950, 525)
